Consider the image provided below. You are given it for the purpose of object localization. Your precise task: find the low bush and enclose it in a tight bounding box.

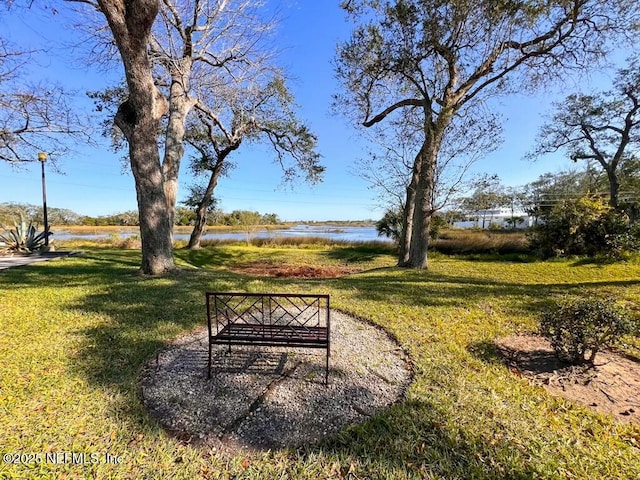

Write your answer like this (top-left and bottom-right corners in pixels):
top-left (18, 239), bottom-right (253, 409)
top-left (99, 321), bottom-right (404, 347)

top-left (376, 209), bottom-right (448, 242)
top-left (529, 194), bottom-right (639, 258)
top-left (540, 296), bottom-right (636, 365)
top-left (117, 235), bottom-right (142, 250)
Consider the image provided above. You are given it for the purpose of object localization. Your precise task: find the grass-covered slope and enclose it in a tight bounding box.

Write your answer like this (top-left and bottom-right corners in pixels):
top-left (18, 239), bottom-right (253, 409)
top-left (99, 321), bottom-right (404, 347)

top-left (0, 246), bottom-right (638, 479)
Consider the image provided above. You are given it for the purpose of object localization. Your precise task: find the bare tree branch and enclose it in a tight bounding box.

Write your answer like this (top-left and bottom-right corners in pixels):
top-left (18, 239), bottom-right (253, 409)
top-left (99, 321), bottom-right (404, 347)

top-left (0, 27), bottom-right (92, 164)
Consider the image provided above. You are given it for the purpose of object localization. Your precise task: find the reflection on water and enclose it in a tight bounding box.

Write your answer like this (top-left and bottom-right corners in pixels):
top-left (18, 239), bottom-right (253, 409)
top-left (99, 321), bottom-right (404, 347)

top-left (55, 224), bottom-right (391, 243)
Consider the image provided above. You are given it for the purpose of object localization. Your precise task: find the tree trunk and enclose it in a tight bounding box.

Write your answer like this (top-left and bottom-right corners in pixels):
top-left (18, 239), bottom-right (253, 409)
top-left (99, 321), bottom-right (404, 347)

top-left (401, 105), bottom-right (456, 270)
top-left (403, 118), bottom-right (446, 270)
top-left (163, 69), bottom-right (196, 235)
top-left (129, 121), bottom-right (175, 274)
top-left (397, 145), bottom-right (423, 266)
top-left (605, 166), bottom-right (621, 210)
top-left (187, 162), bottom-right (224, 249)
top-left (397, 187), bottom-right (415, 265)
top-left (98, 0), bottom-right (174, 275)
top-left (406, 148), bottom-right (438, 269)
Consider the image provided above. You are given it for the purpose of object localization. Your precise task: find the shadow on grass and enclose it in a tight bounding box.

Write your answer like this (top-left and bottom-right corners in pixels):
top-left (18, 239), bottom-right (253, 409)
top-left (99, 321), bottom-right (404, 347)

top-left (300, 399), bottom-right (542, 479)
top-left (468, 340), bottom-right (568, 376)
top-left (0, 249), bottom-right (247, 390)
top-left (39, 252), bottom-right (638, 396)
top-left (445, 252), bottom-right (540, 263)
top-left (174, 246), bottom-right (238, 269)
top-left (569, 256), bottom-right (637, 267)
top-left (3, 248), bottom-right (635, 477)
top-left (467, 340), bottom-right (505, 364)
top-left (327, 269), bottom-right (640, 314)
top-left (327, 270), bottom-right (542, 311)
top-left (3, 249), bottom-right (636, 391)
top-left (0, 249), bottom-right (142, 289)
top-left (322, 244), bottom-right (397, 264)
top-left (67, 270), bottom-right (261, 388)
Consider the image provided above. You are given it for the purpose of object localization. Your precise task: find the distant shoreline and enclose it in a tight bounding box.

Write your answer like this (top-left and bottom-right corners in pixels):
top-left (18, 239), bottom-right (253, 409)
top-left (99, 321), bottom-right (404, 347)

top-left (53, 221), bottom-right (375, 234)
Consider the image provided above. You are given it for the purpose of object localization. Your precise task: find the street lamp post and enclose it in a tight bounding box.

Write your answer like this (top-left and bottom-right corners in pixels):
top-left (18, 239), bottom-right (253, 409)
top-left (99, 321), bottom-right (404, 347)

top-left (38, 152), bottom-right (50, 247)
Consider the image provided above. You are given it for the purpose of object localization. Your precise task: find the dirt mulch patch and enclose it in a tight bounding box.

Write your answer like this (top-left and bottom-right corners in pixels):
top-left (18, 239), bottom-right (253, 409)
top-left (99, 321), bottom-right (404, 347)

top-left (231, 261), bottom-right (363, 278)
top-left (496, 335), bottom-right (640, 425)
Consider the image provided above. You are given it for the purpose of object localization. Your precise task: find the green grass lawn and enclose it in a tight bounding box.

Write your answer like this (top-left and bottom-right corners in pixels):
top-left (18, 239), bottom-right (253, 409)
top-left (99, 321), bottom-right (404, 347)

top-left (1, 245), bottom-right (639, 479)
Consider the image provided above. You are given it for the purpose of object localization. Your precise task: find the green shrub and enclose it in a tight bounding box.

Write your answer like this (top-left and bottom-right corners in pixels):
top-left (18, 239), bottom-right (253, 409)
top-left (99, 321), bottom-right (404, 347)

top-left (376, 208), bottom-right (403, 242)
top-left (582, 208), bottom-right (631, 257)
top-left (529, 194), bottom-right (635, 258)
top-left (376, 208), bottom-right (447, 242)
top-left (540, 296), bottom-right (636, 365)
top-left (609, 218), bottom-right (640, 255)
top-left (429, 215), bottom-right (447, 240)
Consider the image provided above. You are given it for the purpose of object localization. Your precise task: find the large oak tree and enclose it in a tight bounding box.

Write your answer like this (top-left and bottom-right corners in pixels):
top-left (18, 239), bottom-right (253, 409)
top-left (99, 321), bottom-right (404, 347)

top-left (77, 0), bottom-right (175, 275)
top-left (532, 56), bottom-right (640, 210)
top-left (336, 0), bottom-right (639, 269)
top-left (85, 0), bottom-right (299, 239)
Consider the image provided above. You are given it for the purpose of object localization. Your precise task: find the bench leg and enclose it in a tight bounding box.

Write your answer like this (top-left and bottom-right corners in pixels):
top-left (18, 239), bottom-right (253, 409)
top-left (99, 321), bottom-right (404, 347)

top-left (207, 339), bottom-right (212, 379)
top-left (325, 347), bottom-right (329, 386)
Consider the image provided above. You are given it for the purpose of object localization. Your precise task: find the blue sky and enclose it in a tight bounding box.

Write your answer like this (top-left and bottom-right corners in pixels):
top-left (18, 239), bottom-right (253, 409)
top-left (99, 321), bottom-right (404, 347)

top-left (0, 2), bottom-right (626, 221)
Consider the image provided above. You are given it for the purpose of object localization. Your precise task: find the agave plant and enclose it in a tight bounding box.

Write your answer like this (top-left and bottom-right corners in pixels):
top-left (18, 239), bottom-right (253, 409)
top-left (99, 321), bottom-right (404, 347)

top-left (0, 215), bottom-right (50, 253)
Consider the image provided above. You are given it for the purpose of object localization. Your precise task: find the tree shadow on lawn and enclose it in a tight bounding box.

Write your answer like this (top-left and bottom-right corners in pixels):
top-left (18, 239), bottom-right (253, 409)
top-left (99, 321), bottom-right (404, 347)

top-left (9, 252), bottom-right (633, 477)
top-left (5, 254), bottom-right (636, 394)
top-left (325, 269), bottom-right (640, 314)
top-left (0, 250), bottom-right (252, 392)
top-left (64, 266), bottom-right (543, 477)
top-left (322, 245), bottom-right (397, 264)
top-left (445, 253), bottom-right (540, 263)
top-left (0, 250), bottom-right (149, 293)
top-left (469, 340), bottom-right (563, 376)
top-left (67, 270), bottom-right (262, 388)
top-left (300, 399), bottom-right (542, 480)
top-left (327, 270), bottom-right (541, 311)
top-left (174, 246), bottom-right (239, 269)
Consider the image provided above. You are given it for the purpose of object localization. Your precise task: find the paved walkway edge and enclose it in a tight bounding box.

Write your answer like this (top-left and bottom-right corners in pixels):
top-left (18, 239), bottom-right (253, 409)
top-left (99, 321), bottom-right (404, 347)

top-left (0, 251), bottom-right (83, 270)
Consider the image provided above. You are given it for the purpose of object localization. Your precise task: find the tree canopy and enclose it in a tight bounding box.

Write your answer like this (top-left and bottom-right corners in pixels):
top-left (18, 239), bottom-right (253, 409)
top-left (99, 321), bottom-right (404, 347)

top-left (336, 0), bottom-right (640, 269)
top-left (532, 55), bottom-right (640, 210)
top-left (183, 75), bottom-right (322, 249)
top-left (84, 0), bottom-right (321, 252)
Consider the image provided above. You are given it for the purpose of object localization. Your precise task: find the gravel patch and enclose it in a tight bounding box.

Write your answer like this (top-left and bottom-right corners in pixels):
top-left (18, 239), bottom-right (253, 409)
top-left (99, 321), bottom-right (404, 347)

top-left (140, 310), bottom-right (412, 454)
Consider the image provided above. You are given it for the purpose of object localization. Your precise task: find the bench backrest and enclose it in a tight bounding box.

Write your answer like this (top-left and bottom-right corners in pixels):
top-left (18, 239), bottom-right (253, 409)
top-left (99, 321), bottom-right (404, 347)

top-left (206, 292), bottom-right (330, 336)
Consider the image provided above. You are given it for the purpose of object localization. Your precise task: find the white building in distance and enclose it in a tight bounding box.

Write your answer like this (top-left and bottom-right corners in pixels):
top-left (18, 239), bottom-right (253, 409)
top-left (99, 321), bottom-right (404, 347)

top-left (454, 207), bottom-right (532, 229)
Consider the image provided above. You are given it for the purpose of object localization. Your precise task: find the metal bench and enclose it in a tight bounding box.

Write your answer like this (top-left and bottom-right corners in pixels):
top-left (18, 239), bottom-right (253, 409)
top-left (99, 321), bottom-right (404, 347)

top-left (206, 292), bottom-right (330, 384)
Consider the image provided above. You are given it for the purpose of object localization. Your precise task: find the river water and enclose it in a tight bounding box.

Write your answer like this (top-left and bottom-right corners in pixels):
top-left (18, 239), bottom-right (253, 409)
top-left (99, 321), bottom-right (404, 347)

top-left (55, 224), bottom-right (391, 243)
